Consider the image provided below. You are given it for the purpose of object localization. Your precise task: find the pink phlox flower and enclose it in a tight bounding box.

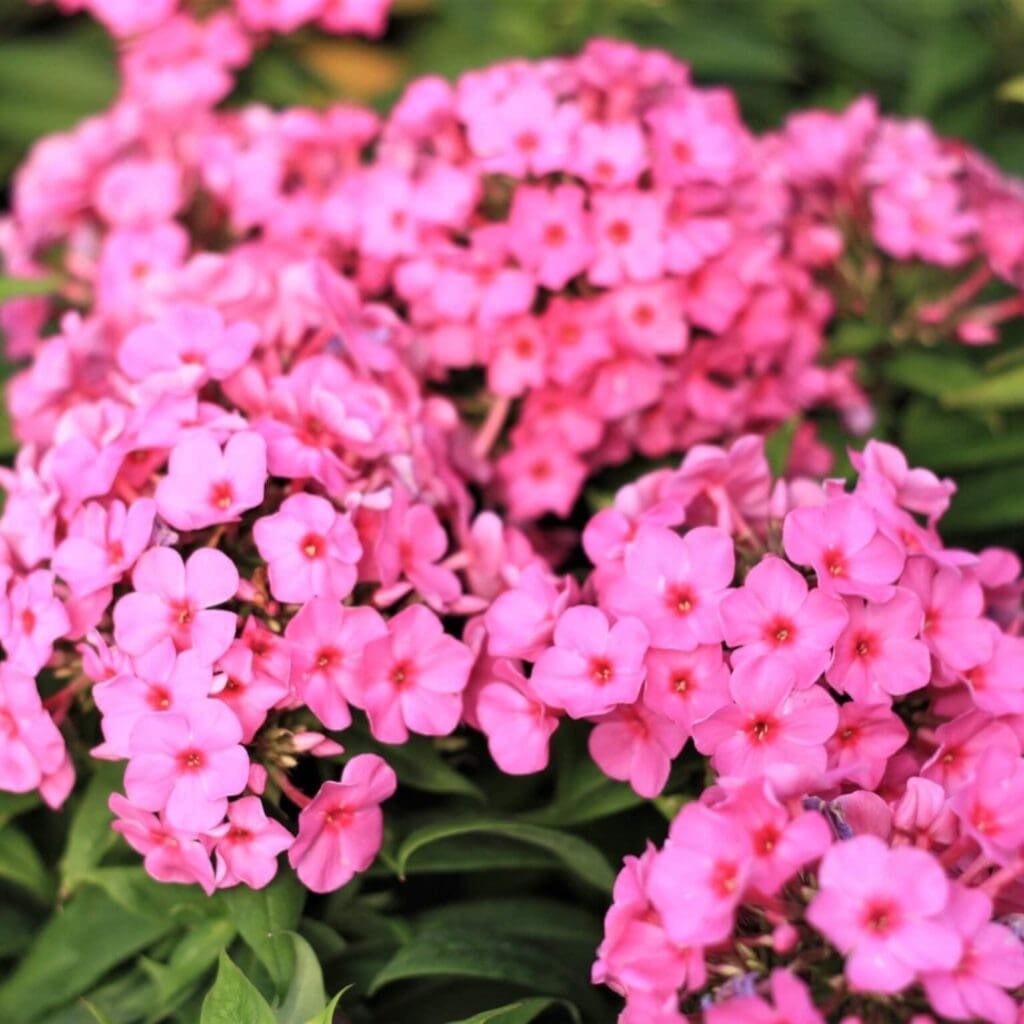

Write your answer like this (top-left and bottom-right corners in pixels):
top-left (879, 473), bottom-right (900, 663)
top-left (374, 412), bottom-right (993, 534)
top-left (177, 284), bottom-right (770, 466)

top-left (484, 562), bottom-right (577, 660)
top-left (965, 633), bottom-right (1024, 715)
top-left (647, 802), bottom-right (754, 947)
top-left (124, 698), bottom-right (249, 832)
top-left (508, 183), bottom-right (594, 290)
top-left (715, 778), bottom-right (832, 896)
top-left (588, 189), bottom-right (665, 287)
top-left (351, 603), bottom-right (474, 743)
top-left (1, 569), bottom-right (70, 674)
top-left (213, 640), bottom-right (290, 743)
top-left (49, 398), bottom-right (131, 512)
top-left (485, 316), bottom-right (548, 398)
top-left (589, 700), bottom-right (684, 798)
top-left (212, 796), bottom-right (294, 890)
top-left (113, 546), bottom-right (238, 664)
top-left (496, 438), bottom-right (588, 521)
top-left (156, 430), bottom-right (266, 532)
top-left (921, 885), bottom-right (1024, 1024)
top-left (285, 598), bottom-right (388, 731)
top-left (922, 709), bottom-right (1019, 793)
top-left (475, 657), bottom-right (559, 776)
top-left (807, 835), bottom-right (962, 994)
top-left (571, 119), bottom-right (648, 187)
top-left (692, 659), bottom-right (838, 789)
top-left (641, 644), bottom-right (731, 738)
top-left (109, 793), bottom-right (215, 895)
top-left (542, 296), bottom-right (613, 385)
top-left (900, 558), bottom-right (996, 673)
top-left (949, 747), bottom-right (1024, 865)
top-left (827, 701), bottom-right (909, 790)
top-left (705, 969), bottom-right (826, 1024)
top-left (95, 157), bottom-right (182, 227)
top-left (530, 605), bottom-right (650, 719)
top-left (783, 493), bottom-right (906, 601)
top-left (119, 304), bottom-right (259, 386)
top-left (93, 640), bottom-right (212, 759)
top-left (610, 282), bottom-right (688, 357)
top-left (891, 777), bottom-right (959, 847)
top-left (0, 663), bottom-right (67, 798)
top-left (392, 500), bottom-right (461, 609)
top-left (826, 588), bottom-right (930, 704)
top-left (601, 524), bottom-right (734, 650)
top-left (236, 0), bottom-right (324, 32)
top-left (287, 753), bottom-right (397, 893)
top-left (254, 493), bottom-right (361, 604)
top-left (319, 0), bottom-right (391, 36)
top-left (53, 498), bottom-right (155, 597)
top-left (720, 555), bottom-right (848, 687)
top-left (852, 440), bottom-right (955, 524)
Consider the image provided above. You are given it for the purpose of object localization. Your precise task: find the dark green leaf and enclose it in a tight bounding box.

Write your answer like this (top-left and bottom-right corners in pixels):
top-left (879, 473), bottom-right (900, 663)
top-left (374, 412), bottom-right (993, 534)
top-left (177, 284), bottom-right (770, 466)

top-left (396, 819), bottom-right (614, 893)
top-left (883, 348), bottom-right (982, 398)
top-left (942, 464), bottom-right (1024, 532)
top-left (0, 790), bottom-right (40, 828)
top-left (0, 825), bottom-right (53, 904)
top-left (274, 933), bottom-right (327, 1024)
top-left (416, 899), bottom-right (600, 949)
top-left (943, 364), bottom-right (1024, 410)
top-left (60, 763), bottom-right (121, 894)
top-left (446, 998), bottom-right (580, 1024)
top-left (140, 918), bottom-right (236, 1010)
top-left (200, 953), bottom-right (276, 1024)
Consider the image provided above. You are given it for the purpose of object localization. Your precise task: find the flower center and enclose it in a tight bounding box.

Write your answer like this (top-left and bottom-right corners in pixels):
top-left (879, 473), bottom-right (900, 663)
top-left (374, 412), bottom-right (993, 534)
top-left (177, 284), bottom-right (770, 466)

top-left (227, 826), bottom-right (252, 842)
top-left (590, 657), bottom-right (614, 684)
top-left (300, 533), bottom-right (324, 559)
top-left (749, 718), bottom-right (773, 742)
top-left (19, 609), bottom-right (35, 634)
top-left (711, 860), bottom-right (739, 897)
top-left (323, 805), bottom-right (354, 829)
top-left (543, 223), bottom-right (566, 247)
top-left (391, 660), bottom-right (413, 687)
top-left (607, 219), bottom-right (631, 245)
top-left (853, 633), bottom-right (873, 657)
top-left (148, 686), bottom-right (172, 711)
top-left (179, 749), bottom-right (204, 772)
top-left (862, 899), bottom-right (899, 935)
top-left (315, 647), bottom-right (339, 670)
top-left (209, 480), bottom-right (234, 511)
top-left (673, 673), bottom-right (690, 694)
top-left (823, 548), bottom-right (845, 577)
top-left (667, 585), bottom-right (696, 616)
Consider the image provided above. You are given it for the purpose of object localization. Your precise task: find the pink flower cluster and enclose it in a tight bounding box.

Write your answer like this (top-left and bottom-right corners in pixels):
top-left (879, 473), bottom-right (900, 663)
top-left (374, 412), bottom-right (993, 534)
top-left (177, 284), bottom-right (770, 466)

top-left (575, 437), bottom-right (1024, 1019)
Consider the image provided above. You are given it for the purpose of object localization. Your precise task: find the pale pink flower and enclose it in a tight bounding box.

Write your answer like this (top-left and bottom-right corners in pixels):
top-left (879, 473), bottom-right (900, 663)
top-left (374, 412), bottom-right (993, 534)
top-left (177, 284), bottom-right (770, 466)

top-left (966, 633), bottom-right (1024, 715)
top-left (0, 664), bottom-right (67, 797)
top-left (287, 754), bottom-right (396, 893)
top-left (530, 606), bottom-right (649, 719)
top-left (950, 747), bottom-right (1024, 865)
top-left (588, 190), bottom-right (665, 286)
top-left (212, 640), bottom-right (291, 743)
top-left (484, 563), bottom-right (576, 661)
top-left (352, 604), bottom-right (474, 743)
top-left (254, 493), bottom-right (361, 604)
top-left (641, 644), bottom-right (730, 736)
top-left (124, 699), bottom-right (249, 832)
top-left (588, 701), bottom-right (684, 797)
top-left (113, 547), bottom-right (238, 664)
top-left (156, 431), bottom-right (267, 532)
top-left (213, 796), bottom-right (293, 890)
top-left (507, 184), bottom-right (594, 290)
top-left (1, 570), bottom-right (70, 674)
top-left (807, 835), bottom-right (962, 993)
top-left (827, 702), bottom-right (909, 789)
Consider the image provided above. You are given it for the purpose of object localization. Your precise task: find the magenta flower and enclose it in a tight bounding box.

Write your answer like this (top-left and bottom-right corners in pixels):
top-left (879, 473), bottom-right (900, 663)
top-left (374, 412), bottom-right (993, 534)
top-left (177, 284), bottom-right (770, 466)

top-left (124, 699), bottom-right (249, 832)
top-left (118, 303), bottom-right (259, 385)
top-left (393, 502), bottom-right (461, 608)
top-left (508, 184), bottom-right (593, 290)
top-left (807, 835), bottom-right (962, 993)
top-left (647, 802), bottom-right (753, 947)
top-left (155, 430), bottom-right (267, 532)
top-left (783, 494), bottom-right (905, 601)
top-left (1, 569), bottom-right (70, 674)
top-left (530, 605), bottom-right (649, 719)
top-left (719, 555), bottom-right (848, 687)
top-left (826, 589), bottom-right (930, 704)
top-left (52, 498), bottom-right (155, 597)
top-left (827, 701), bottom-right (909, 789)
top-left (352, 604), bottom-right (474, 743)
top-left (692, 659), bottom-right (838, 787)
top-left (93, 640), bottom-right (212, 759)
top-left (0, 664), bottom-right (67, 797)
top-left (602, 524), bottom-right (734, 650)
top-left (588, 190), bottom-right (665, 286)
top-left (923, 710), bottom-right (1019, 793)
top-left (212, 640), bottom-right (290, 743)
top-left (109, 793), bottom-right (215, 895)
top-left (113, 547), bottom-right (238, 664)
top-left (641, 644), bottom-right (731, 737)
top-left (950, 747), bottom-right (1024, 865)
top-left (287, 754), bottom-right (397, 893)
top-left (921, 885), bottom-right (1024, 1024)
top-left (475, 659), bottom-right (559, 775)
top-left (966, 632), bottom-right (1024, 715)
top-left (254, 493), bottom-right (361, 604)
top-left (213, 796), bottom-right (293, 890)
top-left (484, 563), bottom-right (576, 660)
top-left (588, 701), bottom-right (684, 798)
top-left (285, 598), bottom-right (387, 731)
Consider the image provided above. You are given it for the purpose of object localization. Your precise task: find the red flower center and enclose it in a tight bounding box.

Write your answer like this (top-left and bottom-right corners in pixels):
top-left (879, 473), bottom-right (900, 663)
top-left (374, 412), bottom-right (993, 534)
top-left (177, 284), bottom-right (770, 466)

top-left (209, 480), bottom-right (234, 511)
top-left (590, 657), bottom-right (614, 684)
top-left (179, 749), bottom-right (204, 772)
top-left (300, 533), bottom-right (324, 559)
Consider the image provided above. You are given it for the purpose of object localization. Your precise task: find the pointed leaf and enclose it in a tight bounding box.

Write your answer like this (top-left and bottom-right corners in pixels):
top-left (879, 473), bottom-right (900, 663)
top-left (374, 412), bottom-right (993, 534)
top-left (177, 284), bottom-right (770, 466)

top-left (446, 998), bottom-right (580, 1024)
top-left (200, 953), bottom-right (276, 1024)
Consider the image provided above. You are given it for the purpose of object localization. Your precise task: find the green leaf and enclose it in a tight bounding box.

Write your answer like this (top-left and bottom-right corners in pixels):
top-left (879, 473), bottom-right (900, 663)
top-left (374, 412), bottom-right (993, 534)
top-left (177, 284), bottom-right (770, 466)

top-left (883, 348), bottom-right (982, 398)
top-left (140, 918), bottom-right (236, 1010)
top-left (446, 998), bottom-right (580, 1024)
top-left (0, 825), bottom-right (53, 903)
top-left (0, 904), bottom-right (35, 958)
top-left (274, 934), bottom-right (327, 1024)
top-left (342, 730), bottom-right (484, 802)
top-left (302, 989), bottom-right (351, 1024)
top-left (828, 321), bottom-right (888, 357)
top-left (60, 763), bottom-right (122, 894)
top-left (416, 899), bottom-right (600, 949)
top-left (0, 275), bottom-right (61, 301)
top-left (0, 882), bottom-right (178, 1022)
top-left (368, 925), bottom-right (596, 1008)
top-left (520, 761), bottom-right (643, 828)
top-left (224, 873), bottom-right (305, 997)
top-left (901, 399), bottom-right (1024, 471)
top-left (942, 364), bottom-right (1024, 410)
top-left (396, 819), bottom-right (614, 893)
top-left (80, 866), bottom-right (206, 921)
top-left (369, 833), bottom-right (560, 876)
top-left (0, 790), bottom-right (40, 828)
top-left (999, 74), bottom-right (1024, 103)
top-left (200, 953), bottom-right (276, 1024)
top-left (942, 464), bottom-right (1024, 532)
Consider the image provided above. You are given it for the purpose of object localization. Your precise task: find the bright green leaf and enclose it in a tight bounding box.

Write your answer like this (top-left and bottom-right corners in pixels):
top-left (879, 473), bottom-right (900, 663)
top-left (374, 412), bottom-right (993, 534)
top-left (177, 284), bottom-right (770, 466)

top-left (200, 953), bottom-right (276, 1024)
top-left (60, 763), bottom-right (122, 893)
top-left (396, 819), bottom-right (614, 893)
top-left (883, 348), bottom-right (982, 398)
top-left (140, 918), bottom-right (236, 1010)
top-left (302, 988), bottom-right (351, 1024)
top-left (224, 872), bottom-right (305, 997)
top-left (274, 934), bottom-right (327, 1024)
top-left (942, 364), bottom-right (1024, 410)
top-left (0, 275), bottom-right (61, 301)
